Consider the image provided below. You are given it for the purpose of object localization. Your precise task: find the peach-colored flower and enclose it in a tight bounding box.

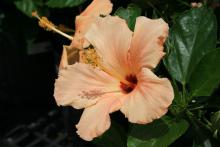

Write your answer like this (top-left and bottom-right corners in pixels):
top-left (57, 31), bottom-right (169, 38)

top-left (54, 16), bottom-right (174, 141)
top-left (70, 0), bottom-right (113, 49)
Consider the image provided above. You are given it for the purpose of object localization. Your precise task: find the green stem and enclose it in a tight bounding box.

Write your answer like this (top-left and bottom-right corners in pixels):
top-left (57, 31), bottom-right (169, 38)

top-left (203, 117), bottom-right (212, 128)
top-left (186, 110), bottom-right (212, 132)
top-left (188, 105), bottom-right (205, 111)
top-left (182, 83), bottom-right (189, 107)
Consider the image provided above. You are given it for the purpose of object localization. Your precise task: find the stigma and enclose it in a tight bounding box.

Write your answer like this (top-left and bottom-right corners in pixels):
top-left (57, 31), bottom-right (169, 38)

top-left (120, 74), bottom-right (138, 94)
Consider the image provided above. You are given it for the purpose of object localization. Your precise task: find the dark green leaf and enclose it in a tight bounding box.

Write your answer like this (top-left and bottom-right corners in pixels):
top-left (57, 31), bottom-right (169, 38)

top-left (188, 114), bottom-right (219, 147)
top-left (127, 116), bottom-right (189, 147)
top-left (193, 140), bottom-right (212, 147)
top-left (131, 0), bottom-right (160, 9)
top-left (14, 0), bottom-right (48, 17)
top-left (189, 48), bottom-right (220, 96)
top-left (93, 121), bottom-right (126, 147)
top-left (164, 7), bottom-right (217, 84)
top-left (192, 125), bottom-right (214, 147)
top-left (114, 4), bottom-right (141, 30)
top-left (208, 96), bottom-right (220, 109)
top-left (46, 0), bottom-right (86, 8)
top-left (211, 111), bottom-right (220, 137)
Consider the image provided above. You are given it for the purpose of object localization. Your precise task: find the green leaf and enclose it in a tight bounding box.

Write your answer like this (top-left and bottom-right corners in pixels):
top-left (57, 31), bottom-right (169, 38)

top-left (211, 111), bottom-right (220, 135)
top-left (191, 122), bottom-right (214, 147)
top-left (46, 0), bottom-right (86, 8)
top-left (127, 116), bottom-right (189, 147)
top-left (193, 140), bottom-right (212, 147)
top-left (14, 0), bottom-right (48, 17)
top-left (164, 7), bottom-right (217, 84)
top-left (93, 121), bottom-right (126, 147)
top-left (208, 96), bottom-right (220, 109)
top-left (189, 48), bottom-right (220, 96)
top-left (114, 4), bottom-right (141, 30)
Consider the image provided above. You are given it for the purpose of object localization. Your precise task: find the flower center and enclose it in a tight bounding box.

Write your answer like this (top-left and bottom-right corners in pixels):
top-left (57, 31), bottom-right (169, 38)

top-left (120, 74), bottom-right (137, 94)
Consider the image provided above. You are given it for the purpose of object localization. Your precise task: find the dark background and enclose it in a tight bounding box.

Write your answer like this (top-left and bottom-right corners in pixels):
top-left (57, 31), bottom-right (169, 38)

top-left (0, 0), bottom-right (129, 146)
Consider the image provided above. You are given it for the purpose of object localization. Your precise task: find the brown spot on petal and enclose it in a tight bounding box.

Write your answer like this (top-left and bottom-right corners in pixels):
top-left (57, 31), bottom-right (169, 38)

top-left (158, 36), bottom-right (165, 45)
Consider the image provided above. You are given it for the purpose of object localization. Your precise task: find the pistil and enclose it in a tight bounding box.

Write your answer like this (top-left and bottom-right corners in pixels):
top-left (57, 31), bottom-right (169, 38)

top-left (32, 11), bottom-right (73, 40)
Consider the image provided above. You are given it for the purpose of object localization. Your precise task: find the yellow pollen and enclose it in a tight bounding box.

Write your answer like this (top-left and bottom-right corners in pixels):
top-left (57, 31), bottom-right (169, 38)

top-left (80, 47), bottom-right (101, 67)
top-left (32, 11), bottom-right (73, 40)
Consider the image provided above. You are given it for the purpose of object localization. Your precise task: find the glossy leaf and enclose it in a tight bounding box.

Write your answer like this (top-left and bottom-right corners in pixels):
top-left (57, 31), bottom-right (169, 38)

top-left (164, 7), bottom-right (217, 84)
top-left (114, 4), bottom-right (141, 30)
top-left (189, 48), bottom-right (220, 96)
top-left (127, 116), bottom-right (189, 147)
top-left (93, 121), bottom-right (126, 147)
top-left (46, 0), bottom-right (86, 8)
top-left (14, 0), bottom-right (47, 17)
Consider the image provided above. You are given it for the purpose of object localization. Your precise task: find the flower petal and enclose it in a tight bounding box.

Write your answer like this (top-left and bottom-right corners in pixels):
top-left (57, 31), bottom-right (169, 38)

top-left (71, 16), bottom-right (94, 49)
top-left (80, 0), bottom-right (112, 16)
top-left (54, 63), bottom-right (121, 109)
top-left (59, 46), bottom-right (79, 69)
top-left (120, 68), bottom-right (174, 124)
top-left (59, 46), bottom-right (68, 70)
top-left (85, 16), bottom-right (133, 78)
top-left (71, 0), bottom-right (113, 49)
top-left (76, 95), bottom-right (122, 141)
top-left (129, 17), bottom-right (169, 72)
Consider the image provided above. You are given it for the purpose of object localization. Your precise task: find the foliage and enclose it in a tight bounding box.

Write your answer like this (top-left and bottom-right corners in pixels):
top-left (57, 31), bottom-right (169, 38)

top-left (114, 4), bottom-right (141, 30)
top-left (164, 7), bottom-right (217, 85)
top-left (127, 116), bottom-right (189, 147)
top-left (2, 0), bottom-right (220, 146)
top-left (46, 0), bottom-right (86, 8)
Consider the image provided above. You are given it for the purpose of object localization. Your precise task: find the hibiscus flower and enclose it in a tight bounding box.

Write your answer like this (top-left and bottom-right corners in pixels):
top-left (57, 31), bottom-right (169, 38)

top-left (54, 16), bottom-right (174, 141)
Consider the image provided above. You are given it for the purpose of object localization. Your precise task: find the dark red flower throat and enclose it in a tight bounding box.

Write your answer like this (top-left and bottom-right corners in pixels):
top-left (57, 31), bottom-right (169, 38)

top-left (120, 74), bottom-right (137, 94)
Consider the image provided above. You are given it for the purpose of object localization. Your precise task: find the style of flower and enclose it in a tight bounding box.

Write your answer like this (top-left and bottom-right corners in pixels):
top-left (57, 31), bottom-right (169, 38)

top-left (54, 16), bottom-right (174, 141)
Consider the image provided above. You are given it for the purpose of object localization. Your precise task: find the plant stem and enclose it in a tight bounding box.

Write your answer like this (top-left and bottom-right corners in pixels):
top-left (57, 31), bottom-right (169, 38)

top-left (186, 110), bottom-right (212, 131)
top-left (188, 105), bottom-right (205, 111)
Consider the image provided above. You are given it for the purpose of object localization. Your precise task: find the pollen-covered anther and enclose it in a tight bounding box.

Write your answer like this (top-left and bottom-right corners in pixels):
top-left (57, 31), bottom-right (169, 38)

top-left (32, 11), bottom-right (73, 40)
top-left (81, 47), bottom-right (101, 67)
top-left (38, 17), bottom-right (55, 31)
